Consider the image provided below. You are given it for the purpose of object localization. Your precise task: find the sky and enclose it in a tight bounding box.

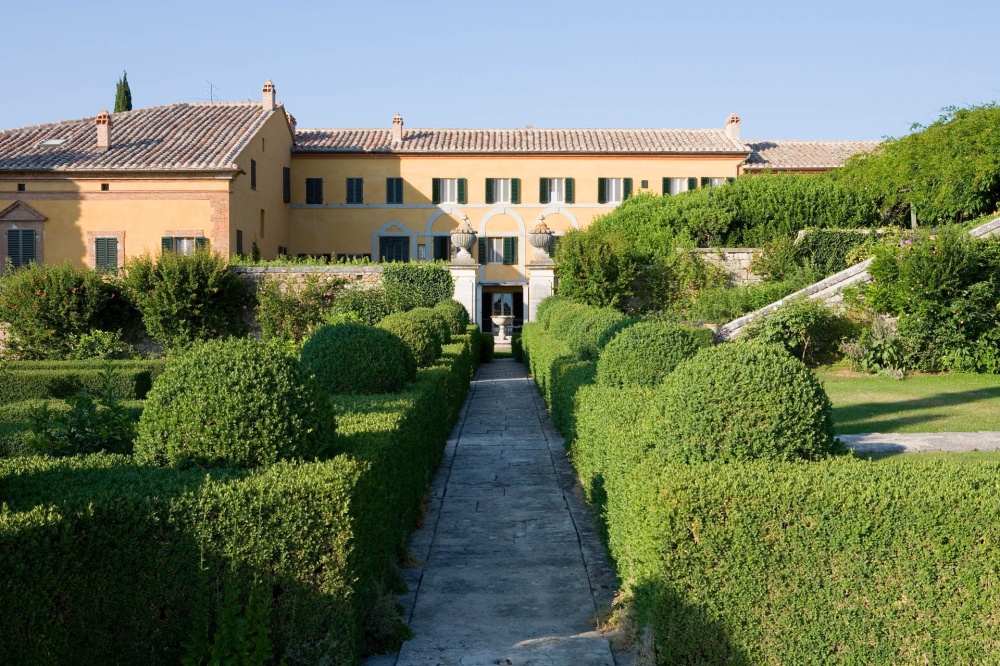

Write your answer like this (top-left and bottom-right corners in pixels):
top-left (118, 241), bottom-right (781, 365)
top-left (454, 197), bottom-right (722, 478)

top-left (3, 0), bottom-right (998, 141)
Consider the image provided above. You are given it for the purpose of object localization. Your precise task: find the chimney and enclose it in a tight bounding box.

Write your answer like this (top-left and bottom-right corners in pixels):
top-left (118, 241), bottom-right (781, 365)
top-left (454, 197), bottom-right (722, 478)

top-left (96, 110), bottom-right (112, 151)
top-left (725, 112), bottom-right (741, 141)
top-left (262, 80), bottom-right (276, 112)
top-left (392, 113), bottom-right (403, 143)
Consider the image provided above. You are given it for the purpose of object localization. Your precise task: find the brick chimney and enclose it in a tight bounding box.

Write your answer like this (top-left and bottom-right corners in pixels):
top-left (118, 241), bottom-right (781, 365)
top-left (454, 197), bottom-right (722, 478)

top-left (392, 113), bottom-right (403, 143)
top-left (262, 80), bottom-right (276, 112)
top-left (725, 113), bottom-right (741, 141)
top-left (96, 110), bottom-right (112, 151)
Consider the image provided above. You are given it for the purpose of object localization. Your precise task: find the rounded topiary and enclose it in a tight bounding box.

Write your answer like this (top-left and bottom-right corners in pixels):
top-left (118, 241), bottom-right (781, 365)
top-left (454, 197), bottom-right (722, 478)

top-left (650, 341), bottom-right (837, 463)
top-left (377, 311), bottom-right (442, 367)
top-left (133, 339), bottom-right (336, 469)
top-left (597, 321), bottom-right (715, 388)
top-left (301, 323), bottom-right (416, 395)
top-left (409, 307), bottom-right (451, 344)
top-left (434, 299), bottom-right (471, 335)
top-left (535, 296), bottom-right (577, 331)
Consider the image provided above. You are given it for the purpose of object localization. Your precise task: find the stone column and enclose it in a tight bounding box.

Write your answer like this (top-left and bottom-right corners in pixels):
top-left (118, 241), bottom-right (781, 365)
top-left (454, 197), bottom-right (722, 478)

top-left (526, 220), bottom-right (556, 323)
top-left (449, 219), bottom-right (479, 326)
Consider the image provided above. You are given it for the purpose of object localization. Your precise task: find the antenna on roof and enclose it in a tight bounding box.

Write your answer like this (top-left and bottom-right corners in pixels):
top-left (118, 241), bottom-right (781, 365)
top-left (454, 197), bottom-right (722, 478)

top-left (205, 80), bottom-right (221, 102)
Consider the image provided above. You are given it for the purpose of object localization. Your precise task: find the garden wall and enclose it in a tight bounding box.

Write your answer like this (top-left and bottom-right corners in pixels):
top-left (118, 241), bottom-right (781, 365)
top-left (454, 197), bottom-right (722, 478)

top-left (232, 265), bottom-right (384, 295)
top-left (690, 248), bottom-right (761, 285)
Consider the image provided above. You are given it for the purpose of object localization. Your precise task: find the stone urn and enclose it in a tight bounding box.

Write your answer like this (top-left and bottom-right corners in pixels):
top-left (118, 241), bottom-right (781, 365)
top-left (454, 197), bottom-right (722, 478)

top-left (450, 220), bottom-right (477, 262)
top-left (491, 315), bottom-right (513, 341)
top-left (528, 221), bottom-right (554, 262)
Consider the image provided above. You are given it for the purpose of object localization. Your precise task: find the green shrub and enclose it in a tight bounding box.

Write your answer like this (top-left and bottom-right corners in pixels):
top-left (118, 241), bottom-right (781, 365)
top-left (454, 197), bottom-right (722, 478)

top-left (682, 277), bottom-right (811, 324)
top-left (796, 228), bottom-right (873, 275)
top-left (0, 454), bottom-right (363, 665)
top-left (376, 311), bottom-right (442, 367)
top-left (554, 227), bottom-right (645, 310)
top-left (122, 250), bottom-right (249, 349)
top-left (0, 262), bottom-right (127, 359)
top-left (67, 329), bottom-right (136, 360)
top-left (510, 332), bottom-right (523, 362)
top-left (611, 456), bottom-right (1000, 664)
top-left (332, 286), bottom-right (395, 326)
top-left (256, 273), bottom-right (347, 343)
top-left (300, 323), bottom-right (416, 395)
top-left (549, 359), bottom-right (596, 442)
top-left (381, 262), bottom-right (454, 308)
top-left (534, 295), bottom-right (576, 330)
top-left (409, 307), bottom-right (452, 344)
top-left (742, 297), bottom-right (853, 366)
top-left (134, 339), bottom-right (337, 469)
top-left (433, 299), bottom-right (470, 335)
top-left (597, 321), bottom-right (714, 388)
top-left (652, 342), bottom-right (838, 463)
top-left (0, 360), bottom-right (165, 404)
top-left (479, 331), bottom-right (494, 364)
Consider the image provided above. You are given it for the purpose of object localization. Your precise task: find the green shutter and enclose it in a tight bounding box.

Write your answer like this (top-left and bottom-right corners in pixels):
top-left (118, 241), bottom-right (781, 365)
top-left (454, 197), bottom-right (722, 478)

top-left (511, 178), bottom-right (521, 204)
top-left (478, 237), bottom-right (487, 265)
top-left (161, 237), bottom-right (173, 254)
top-left (7, 230), bottom-right (20, 267)
top-left (236, 229), bottom-right (244, 255)
top-left (485, 179), bottom-right (495, 205)
top-left (107, 238), bottom-right (118, 271)
top-left (95, 238), bottom-right (107, 269)
top-left (458, 178), bottom-right (467, 204)
top-left (663, 177), bottom-right (672, 195)
top-left (565, 178), bottom-right (575, 204)
top-left (357, 178), bottom-right (363, 203)
top-left (539, 178), bottom-right (550, 204)
top-left (502, 237), bottom-right (512, 265)
top-left (511, 237), bottom-right (518, 264)
top-left (195, 237), bottom-right (208, 251)
top-left (597, 178), bottom-right (607, 204)
top-left (701, 177), bottom-right (711, 189)
top-left (623, 178), bottom-right (633, 200)
top-left (727, 177), bottom-right (736, 185)
top-left (22, 230), bottom-right (35, 265)
top-left (688, 177), bottom-right (698, 191)
top-left (432, 178), bottom-right (441, 205)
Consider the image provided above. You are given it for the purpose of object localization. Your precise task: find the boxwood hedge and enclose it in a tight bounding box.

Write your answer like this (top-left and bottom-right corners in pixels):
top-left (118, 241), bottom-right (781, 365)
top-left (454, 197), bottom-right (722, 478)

top-left (301, 323), bottom-right (416, 395)
top-left (433, 299), bottom-right (471, 335)
top-left (0, 360), bottom-right (165, 405)
top-left (377, 311), bottom-right (442, 367)
top-left (596, 321), bottom-right (714, 388)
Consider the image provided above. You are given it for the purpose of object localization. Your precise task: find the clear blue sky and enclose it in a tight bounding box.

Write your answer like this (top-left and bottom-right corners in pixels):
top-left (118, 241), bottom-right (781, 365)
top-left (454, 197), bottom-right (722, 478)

top-left (5, 0), bottom-right (998, 140)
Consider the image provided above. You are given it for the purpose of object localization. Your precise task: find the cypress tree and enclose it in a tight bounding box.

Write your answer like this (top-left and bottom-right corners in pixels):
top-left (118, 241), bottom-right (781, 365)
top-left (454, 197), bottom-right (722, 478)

top-left (114, 71), bottom-right (132, 113)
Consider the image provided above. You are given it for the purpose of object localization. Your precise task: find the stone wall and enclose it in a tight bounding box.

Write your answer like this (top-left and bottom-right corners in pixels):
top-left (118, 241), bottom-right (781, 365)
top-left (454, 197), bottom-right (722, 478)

top-left (690, 248), bottom-right (762, 285)
top-left (232, 265), bottom-right (383, 295)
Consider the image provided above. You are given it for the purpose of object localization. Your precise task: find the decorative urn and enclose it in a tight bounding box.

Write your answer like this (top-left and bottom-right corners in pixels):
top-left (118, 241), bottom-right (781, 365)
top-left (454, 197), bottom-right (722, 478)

top-left (450, 220), bottom-right (477, 262)
top-left (528, 221), bottom-right (554, 262)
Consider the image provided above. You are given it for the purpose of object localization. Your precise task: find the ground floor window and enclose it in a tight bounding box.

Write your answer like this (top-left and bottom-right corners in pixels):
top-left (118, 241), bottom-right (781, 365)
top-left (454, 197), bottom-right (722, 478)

top-left (162, 236), bottom-right (205, 256)
top-left (379, 236), bottom-right (409, 262)
top-left (6, 229), bottom-right (37, 268)
top-left (94, 237), bottom-right (118, 272)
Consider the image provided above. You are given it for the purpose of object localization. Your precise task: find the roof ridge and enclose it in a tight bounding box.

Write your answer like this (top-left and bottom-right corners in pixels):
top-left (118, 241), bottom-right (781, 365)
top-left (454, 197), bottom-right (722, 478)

top-left (746, 138), bottom-right (881, 143)
top-left (295, 126), bottom-right (730, 132)
top-left (0, 101), bottom-right (264, 135)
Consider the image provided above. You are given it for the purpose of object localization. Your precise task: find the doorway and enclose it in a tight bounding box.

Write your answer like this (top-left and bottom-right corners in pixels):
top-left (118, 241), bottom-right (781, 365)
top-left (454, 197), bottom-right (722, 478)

top-left (481, 289), bottom-right (524, 335)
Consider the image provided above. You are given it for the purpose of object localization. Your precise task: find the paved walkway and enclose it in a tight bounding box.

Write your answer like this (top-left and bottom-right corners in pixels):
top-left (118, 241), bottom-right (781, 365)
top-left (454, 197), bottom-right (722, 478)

top-left (842, 431), bottom-right (1000, 455)
top-left (368, 359), bottom-right (623, 666)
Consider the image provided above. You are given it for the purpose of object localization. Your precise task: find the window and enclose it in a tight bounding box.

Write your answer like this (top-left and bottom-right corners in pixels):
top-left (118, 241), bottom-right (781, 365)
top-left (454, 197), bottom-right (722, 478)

top-left (640, 180), bottom-right (649, 189)
top-left (539, 177), bottom-right (575, 204)
top-left (432, 236), bottom-right (452, 261)
top-left (485, 178), bottom-right (520, 205)
top-left (417, 243), bottom-right (427, 261)
top-left (259, 209), bottom-right (265, 239)
top-left (702, 177), bottom-right (726, 189)
top-left (16, 184), bottom-right (25, 192)
top-left (386, 177), bottom-right (404, 204)
top-left (478, 237), bottom-right (518, 265)
top-left (305, 178), bottom-right (323, 204)
top-left (282, 167), bottom-right (291, 204)
top-left (597, 178), bottom-right (632, 205)
top-left (94, 237), bottom-right (118, 272)
top-left (101, 183), bottom-right (110, 191)
top-left (162, 236), bottom-right (207, 256)
top-left (379, 236), bottom-right (409, 262)
top-left (236, 229), bottom-right (244, 256)
top-left (432, 178), bottom-right (466, 204)
top-left (346, 178), bottom-right (364, 204)
top-left (6, 229), bottom-right (36, 267)
top-left (492, 293), bottom-right (513, 316)
top-left (250, 159), bottom-right (257, 190)
top-left (662, 177), bottom-right (692, 196)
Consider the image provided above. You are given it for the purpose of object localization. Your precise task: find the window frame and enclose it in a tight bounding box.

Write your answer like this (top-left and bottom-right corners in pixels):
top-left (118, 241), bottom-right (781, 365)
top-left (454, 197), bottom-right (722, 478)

top-left (386, 177), bottom-right (404, 204)
top-left (346, 177), bottom-right (364, 204)
top-left (94, 236), bottom-right (119, 273)
top-left (305, 178), bottom-right (324, 205)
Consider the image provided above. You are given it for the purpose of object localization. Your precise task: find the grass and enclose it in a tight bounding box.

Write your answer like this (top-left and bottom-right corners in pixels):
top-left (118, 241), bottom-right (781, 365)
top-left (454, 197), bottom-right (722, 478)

top-left (818, 369), bottom-right (1000, 434)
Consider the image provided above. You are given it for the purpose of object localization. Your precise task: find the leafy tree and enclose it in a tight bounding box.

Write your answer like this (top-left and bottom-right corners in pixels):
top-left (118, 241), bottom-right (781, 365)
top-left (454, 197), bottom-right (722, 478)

top-left (114, 71), bottom-right (132, 113)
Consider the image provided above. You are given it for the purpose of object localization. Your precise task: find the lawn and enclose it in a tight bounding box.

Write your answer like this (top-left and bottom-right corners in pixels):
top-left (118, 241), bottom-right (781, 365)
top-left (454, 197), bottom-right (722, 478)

top-left (818, 369), bottom-right (1000, 434)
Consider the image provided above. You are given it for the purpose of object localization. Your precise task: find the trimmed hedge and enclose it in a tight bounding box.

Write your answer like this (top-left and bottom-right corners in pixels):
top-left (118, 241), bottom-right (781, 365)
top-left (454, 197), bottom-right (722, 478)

top-left (652, 342), bottom-right (838, 463)
top-left (0, 360), bottom-right (165, 405)
top-left (433, 299), bottom-right (471, 335)
top-left (301, 323), bottom-right (416, 395)
top-left (612, 456), bottom-right (1000, 664)
top-left (0, 454), bottom-right (363, 665)
top-left (377, 310), bottom-right (442, 367)
top-left (134, 339), bottom-right (337, 469)
top-left (596, 321), bottom-right (714, 388)
top-left (409, 307), bottom-right (452, 345)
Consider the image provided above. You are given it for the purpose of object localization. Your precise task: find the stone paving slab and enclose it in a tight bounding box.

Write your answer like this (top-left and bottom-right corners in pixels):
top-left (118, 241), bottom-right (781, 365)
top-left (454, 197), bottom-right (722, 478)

top-left (842, 431), bottom-right (1000, 455)
top-left (367, 359), bottom-right (625, 666)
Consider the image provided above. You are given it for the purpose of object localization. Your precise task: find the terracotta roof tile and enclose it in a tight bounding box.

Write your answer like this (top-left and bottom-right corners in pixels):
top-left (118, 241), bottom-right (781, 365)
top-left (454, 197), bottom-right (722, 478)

top-left (743, 140), bottom-right (880, 171)
top-left (0, 102), bottom-right (274, 172)
top-left (293, 127), bottom-right (749, 155)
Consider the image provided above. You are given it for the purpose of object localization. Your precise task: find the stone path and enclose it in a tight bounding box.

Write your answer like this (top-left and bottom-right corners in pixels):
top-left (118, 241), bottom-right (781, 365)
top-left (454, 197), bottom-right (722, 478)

top-left (368, 359), bottom-right (624, 666)
top-left (842, 431), bottom-right (1000, 455)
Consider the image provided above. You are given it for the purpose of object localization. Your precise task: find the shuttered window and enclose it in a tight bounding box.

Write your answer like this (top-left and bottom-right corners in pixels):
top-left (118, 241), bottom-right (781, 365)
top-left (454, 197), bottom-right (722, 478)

top-left (600, 178), bottom-right (626, 204)
top-left (433, 178), bottom-right (463, 204)
top-left (161, 236), bottom-right (207, 256)
top-left (305, 178), bottom-right (323, 204)
top-left (282, 167), bottom-right (291, 203)
top-left (346, 178), bottom-right (364, 204)
top-left (379, 237), bottom-right (409, 263)
top-left (433, 236), bottom-right (451, 261)
top-left (688, 177), bottom-right (698, 191)
top-left (565, 177), bottom-right (575, 204)
top-left (479, 237), bottom-right (518, 265)
top-left (540, 178), bottom-right (570, 204)
top-left (236, 229), bottom-right (244, 256)
top-left (250, 159), bottom-right (257, 190)
top-left (386, 177), bottom-right (404, 204)
top-left (94, 237), bottom-right (118, 272)
top-left (486, 178), bottom-right (519, 204)
top-left (6, 229), bottom-right (36, 268)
